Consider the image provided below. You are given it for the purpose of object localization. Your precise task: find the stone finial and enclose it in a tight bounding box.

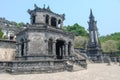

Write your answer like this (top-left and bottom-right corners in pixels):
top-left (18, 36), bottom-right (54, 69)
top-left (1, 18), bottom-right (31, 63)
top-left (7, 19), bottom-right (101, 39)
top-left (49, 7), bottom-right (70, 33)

top-left (34, 4), bottom-right (41, 10)
top-left (34, 4), bottom-right (38, 9)
top-left (27, 9), bottom-right (31, 14)
top-left (89, 9), bottom-right (94, 19)
top-left (47, 6), bottom-right (51, 11)
top-left (43, 4), bottom-right (45, 9)
top-left (62, 14), bottom-right (65, 20)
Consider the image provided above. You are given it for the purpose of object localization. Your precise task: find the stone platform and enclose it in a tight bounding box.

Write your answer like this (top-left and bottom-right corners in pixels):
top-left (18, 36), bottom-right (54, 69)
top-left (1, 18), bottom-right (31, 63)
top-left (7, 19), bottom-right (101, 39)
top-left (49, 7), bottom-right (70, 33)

top-left (0, 59), bottom-right (87, 74)
top-left (0, 60), bottom-right (68, 74)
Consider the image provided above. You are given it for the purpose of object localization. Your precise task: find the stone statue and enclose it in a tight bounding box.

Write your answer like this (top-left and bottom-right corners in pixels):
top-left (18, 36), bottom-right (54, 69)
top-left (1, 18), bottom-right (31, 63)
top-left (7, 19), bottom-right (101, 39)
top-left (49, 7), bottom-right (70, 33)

top-left (107, 56), bottom-right (111, 66)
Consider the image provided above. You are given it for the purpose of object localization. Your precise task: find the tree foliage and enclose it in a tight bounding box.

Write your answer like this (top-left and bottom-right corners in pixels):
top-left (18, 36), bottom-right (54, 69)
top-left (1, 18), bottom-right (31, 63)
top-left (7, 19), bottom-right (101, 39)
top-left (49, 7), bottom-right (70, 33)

top-left (101, 40), bottom-right (118, 52)
top-left (63, 23), bottom-right (88, 36)
top-left (15, 22), bottom-right (25, 28)
top-left (100, 32), bottom-right (120, 52)
top-left (74, 36), bottom-right (88, 48)
top-left (100, 32), bottom-right (120, 42)
top-left (0, 29), bottom-right (3, 39)
top-left (62, 23), bottom-right (89, 48)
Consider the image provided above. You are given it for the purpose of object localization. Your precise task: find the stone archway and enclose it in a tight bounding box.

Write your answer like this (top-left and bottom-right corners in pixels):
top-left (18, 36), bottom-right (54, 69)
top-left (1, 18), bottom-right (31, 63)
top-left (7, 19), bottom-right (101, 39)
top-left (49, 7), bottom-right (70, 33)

top-left (20, 39), bottom-right (24, 57)
top-left (46, 15), bottom-right (49, 24)
top-left (51, 17), bottom-right (57, 27)
top-left (68, 42), bottom-right (71, 56)
top-left (32, 15), bottom-right (36, 24)
top-left (56, 40), bottom-right (65, 59)
top-left (58, 19), bottom-right (61, 28)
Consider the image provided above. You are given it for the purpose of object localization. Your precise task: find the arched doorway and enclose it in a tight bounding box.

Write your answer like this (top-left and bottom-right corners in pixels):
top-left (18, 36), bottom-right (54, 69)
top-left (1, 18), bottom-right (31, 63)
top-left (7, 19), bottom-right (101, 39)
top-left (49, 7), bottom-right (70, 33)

top-left (20, 39), bottom-right (24, 57)
top-left (51, 17), bottom-right (57, 27)
top-left (68, 42), bottom-right (71, 56)
top-left (58, 19), bottom-right (61, 28)
top-left (46, 15), bottom-right (49, 24)
top-left (56, 40), bottom-right (65, 59)
top-left (32, 15), bottom-right (36, 24)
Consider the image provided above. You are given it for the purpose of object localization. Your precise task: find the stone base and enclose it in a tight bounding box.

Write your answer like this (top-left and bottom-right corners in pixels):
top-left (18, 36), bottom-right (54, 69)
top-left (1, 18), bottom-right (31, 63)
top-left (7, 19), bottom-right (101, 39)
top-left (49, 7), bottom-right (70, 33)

top-left (0, 60), bottom-right (72, 74)
top-left (0, 58), bottom-right (87, 74)
top-left (0, 60), bottom-right (68, 74)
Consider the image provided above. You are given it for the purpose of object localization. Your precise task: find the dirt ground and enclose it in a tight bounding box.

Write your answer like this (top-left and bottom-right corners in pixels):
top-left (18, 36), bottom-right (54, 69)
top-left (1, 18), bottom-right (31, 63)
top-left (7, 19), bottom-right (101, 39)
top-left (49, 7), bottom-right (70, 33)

top-left (0, 63), bottom-right (120, 80)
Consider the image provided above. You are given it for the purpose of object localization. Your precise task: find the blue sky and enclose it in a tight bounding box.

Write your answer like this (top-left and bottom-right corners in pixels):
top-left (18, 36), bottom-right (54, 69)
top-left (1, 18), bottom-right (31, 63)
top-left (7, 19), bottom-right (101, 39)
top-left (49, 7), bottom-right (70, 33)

top-left (0, 0), bottom-right (120, 36)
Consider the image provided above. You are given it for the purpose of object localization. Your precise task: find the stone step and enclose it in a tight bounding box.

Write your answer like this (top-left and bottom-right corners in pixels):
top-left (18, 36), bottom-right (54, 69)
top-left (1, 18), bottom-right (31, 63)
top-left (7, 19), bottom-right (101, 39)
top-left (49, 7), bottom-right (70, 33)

top-left (72, 64), bottom-right (85, 71)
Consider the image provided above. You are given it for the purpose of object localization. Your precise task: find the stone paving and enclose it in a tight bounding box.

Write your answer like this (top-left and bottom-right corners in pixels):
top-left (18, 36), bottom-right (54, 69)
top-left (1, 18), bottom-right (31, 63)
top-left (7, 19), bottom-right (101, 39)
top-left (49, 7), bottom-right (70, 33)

top-left (0, 63), bottom-right (120, 80)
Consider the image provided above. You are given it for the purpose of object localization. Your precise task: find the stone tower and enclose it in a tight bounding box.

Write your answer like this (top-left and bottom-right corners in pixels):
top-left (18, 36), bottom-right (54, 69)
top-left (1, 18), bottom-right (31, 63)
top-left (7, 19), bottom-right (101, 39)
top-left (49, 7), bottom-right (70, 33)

top-left (15, 4), bottom-right (75, 60)
top-left (0, 4), bottom-right (87, 74)
top-left (87, 9), bottom-right (102, 62)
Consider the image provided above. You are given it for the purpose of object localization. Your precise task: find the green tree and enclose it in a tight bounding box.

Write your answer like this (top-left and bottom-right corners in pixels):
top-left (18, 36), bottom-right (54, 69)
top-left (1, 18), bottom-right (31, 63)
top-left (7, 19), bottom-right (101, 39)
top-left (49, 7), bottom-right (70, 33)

top-left (63, 23), bottom-right (88, 36)
top-left (74, 36), bottom-right (88, 48)
top-left (0, 29), bottom-right (3, 39)
top-left (101, 40), bottom-right (118, 52)
top-left (100, 32), bottom-right (120, 51)
top-left (15, 22), bottom-right (25, 27)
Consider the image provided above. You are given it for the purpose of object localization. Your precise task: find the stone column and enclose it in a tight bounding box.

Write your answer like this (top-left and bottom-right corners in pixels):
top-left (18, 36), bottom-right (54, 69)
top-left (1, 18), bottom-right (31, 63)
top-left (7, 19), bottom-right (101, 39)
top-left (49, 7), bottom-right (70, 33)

top-left (61, 46), bottom-right (64, 59)
top-left (70, 43), bottom-right (74, 56)
top-left (56, 19), bottom-right (58, 28)
top-left (16, 43), bottom-right (20, 57)
top-left (52, 41), bottom-right (56, 59)
top-left (62, 45), bottom-right (65, 57)
top-left (60, 21), bottom-right (63, 29)
top-left (49, 16), bottom-right (51, 26)
top-left (46, 40), bottom-right (48, 55)
top-left (65, 43), bottom-right (68, 58)
top-left (114, 57), bottom-right (117, 64)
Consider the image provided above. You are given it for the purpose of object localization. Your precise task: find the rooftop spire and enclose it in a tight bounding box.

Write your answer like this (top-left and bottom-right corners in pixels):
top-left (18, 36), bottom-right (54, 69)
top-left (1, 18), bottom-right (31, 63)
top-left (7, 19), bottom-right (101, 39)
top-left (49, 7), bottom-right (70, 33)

top-left (89, 9), bottom-right (94, 20)
top-left (47, 6), bottom-right (51, 11)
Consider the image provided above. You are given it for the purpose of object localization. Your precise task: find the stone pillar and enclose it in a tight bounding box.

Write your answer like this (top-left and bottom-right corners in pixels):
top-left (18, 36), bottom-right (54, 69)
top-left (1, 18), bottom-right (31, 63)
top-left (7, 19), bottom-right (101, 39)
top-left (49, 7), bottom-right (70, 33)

top-left (114, 57), bottom-right (117, 64)
top-left (61, 46), bottom-right (64, 58)
top-left (65, 43), bottom-right (68, 58)
top-left (71, 43), bottom-right (74, 56)
top-left (49, 16), bottom-right (51, 26)
top-left (46, 40), bottom-right (49, 55)
top-left (62, 45), bottom-right (65, 57)
top-left (16, 43), bottom-right (20, 57)
top-left (60, 47), bottom-right (61, 56)
top-left (56, 19), bottom-right (58, 28)
top-left (52, 41), bottom-right (56, 59)
top-left (60, 21), bottom-right (63, 29)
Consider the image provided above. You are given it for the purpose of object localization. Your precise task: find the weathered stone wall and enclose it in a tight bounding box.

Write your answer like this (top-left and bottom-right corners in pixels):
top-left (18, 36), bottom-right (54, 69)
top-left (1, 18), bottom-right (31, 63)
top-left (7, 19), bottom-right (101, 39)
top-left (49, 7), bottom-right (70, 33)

top-left (0, 40), bottom-right (16, 61)
top-left (0, 49), bottom-right (15, 61)
top-left (46, 30), bottom-right (73, 42)
top-left (35, 12), bottom-right (45, 24)
top-left (16, 27), bottom-right (75, 60)
top-left (28, 32), bottom-right (46, 55)
top-left (27, 28), bottom-right (74, 56)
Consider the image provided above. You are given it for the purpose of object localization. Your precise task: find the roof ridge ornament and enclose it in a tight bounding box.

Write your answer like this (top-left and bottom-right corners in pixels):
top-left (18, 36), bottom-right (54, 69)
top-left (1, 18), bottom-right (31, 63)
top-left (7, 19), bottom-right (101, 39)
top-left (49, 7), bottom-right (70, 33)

top-left (34, 4), bottom-right (41, 10)
top-left (43, 4), bottom-right (45, 9)
top-left (34, 4), bottom-right (38, 9)
top-left (47, 6), bottom-right (51, 11)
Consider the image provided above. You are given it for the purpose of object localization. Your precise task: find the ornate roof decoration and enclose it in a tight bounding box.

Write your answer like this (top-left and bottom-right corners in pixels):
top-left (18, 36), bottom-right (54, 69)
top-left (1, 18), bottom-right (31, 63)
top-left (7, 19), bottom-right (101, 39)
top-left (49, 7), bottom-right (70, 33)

top-left (27, 4), bottom-right (65, 20)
